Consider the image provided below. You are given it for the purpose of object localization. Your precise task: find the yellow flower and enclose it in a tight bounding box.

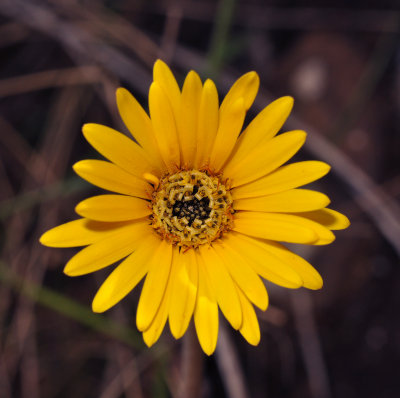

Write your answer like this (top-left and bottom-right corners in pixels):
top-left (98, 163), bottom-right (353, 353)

top-left (40, 60), bottom-right (349, 355)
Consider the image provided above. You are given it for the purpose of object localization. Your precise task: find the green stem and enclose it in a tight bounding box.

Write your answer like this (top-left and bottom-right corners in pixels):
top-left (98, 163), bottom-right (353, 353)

top-left (205, 0), bottom-right (237, 79)
top-left (0, 177), bottom-right (86, 221)
top-left (0, 261), bottom-right (144, 349)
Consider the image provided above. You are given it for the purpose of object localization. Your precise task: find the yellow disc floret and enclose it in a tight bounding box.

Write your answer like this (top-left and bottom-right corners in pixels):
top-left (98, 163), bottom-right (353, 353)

top-left (150, 170), bottom-right (234, 248)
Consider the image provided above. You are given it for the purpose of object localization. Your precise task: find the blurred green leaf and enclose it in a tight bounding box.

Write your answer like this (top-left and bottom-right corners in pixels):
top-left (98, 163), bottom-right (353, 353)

top-left (0, 260), bottom-right (144, 349)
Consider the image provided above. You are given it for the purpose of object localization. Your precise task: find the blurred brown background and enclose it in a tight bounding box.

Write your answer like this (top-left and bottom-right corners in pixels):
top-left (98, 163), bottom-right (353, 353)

top-left (0, 0), bottom-right (399, 397)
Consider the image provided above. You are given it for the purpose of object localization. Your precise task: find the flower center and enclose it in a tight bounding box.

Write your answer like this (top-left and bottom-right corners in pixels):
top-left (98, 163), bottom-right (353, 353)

top-left (150, 170), bottom-right (234, 248)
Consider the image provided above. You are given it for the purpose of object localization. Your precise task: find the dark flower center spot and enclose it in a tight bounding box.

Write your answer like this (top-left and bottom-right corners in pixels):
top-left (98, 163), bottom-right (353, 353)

top-left (172, 190), bottom-right (211, 226)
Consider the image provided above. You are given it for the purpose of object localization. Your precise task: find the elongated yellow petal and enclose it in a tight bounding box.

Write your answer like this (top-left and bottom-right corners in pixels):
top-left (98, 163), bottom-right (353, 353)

top-left (169, 249), bottom-right (198, 339)
top-left (73, 160), bottom-right (151, 199)
top-left (209, 97), bottom-right (246, 171)
top-left (232, 161), bottom-right (331, 199)
top-left (153, 59), bottom-right (181, 118)
top-left (213, 240), bottom-right (269, 310)
top-left (233, 189), bottom-right (330, 213)
top-left (143, 247), bottom-right (178, 347)
top-left (228, 96), bottom-right (293, 165)
top-left (291, 208), bottom-right (350, 230)
top-left (75, 195), bottom-right (151, 222)
top-left (195, 79), bottom-right (219, 168)
top-left (225, 232), bottom-right (303, 288)
top-left (259, 240), bottom-right (323, 290)
top-left (237, 288), bottom-right (261, 346)
top-left (220, 71), bottom-right (259, 114)
top-left (92, 235), bottom-right (160, 312)
top-left (64, 221), bottom-right (152, 276)
top-left (178, 71), bottom-right (202, 168)
top-left (39, 218), bottom-right (133, 248)
top-left (115, 88), bottom-right (165, 171)
top-left (82, 123), bottom-right (159, 177)
top-left (200, 246), bottom-right (242, 330)
top-left (233, 211), bottom-right (319, 244)
top-left (224, 131), bottom-right (307, 187)
top-left (194, 254), bottom-right (218, 356)
top-left (136, 241), bottom-right (173, 331)
top-left (149, 82), bottom-right (180, 172)
top-left (143, 283), bottom-right (170, 347)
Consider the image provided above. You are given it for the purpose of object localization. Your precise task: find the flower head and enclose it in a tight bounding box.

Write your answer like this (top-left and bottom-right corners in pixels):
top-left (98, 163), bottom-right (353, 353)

top-left (40, 60), bottom-right (349, 355)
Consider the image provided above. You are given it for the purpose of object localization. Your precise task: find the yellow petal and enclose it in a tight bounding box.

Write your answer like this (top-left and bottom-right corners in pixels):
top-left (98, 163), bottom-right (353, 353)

top-left (259, 240), bottom-right (323, 290)
top-left (169, 249), bottom-right (198, 339)
top-left (233, 211), bottom-right (319, 244)
top-left (224, 130), bottom-right (307, 187)
top-left (92, 235), bottom-right (160, 312)
top-left (64, 221), bottom-right (152, 276)
top-left (233, 189), bottom-right (330, 213)
top-left (199, 246), bottom-right (242, 330)
top-left (39, 218), bottom-right (134, 248)
top-left (220, 71), bottom-right (259, 114)
top-left (178, 71), bottom-right (202, 168)
top-left (232, 161), bottom-right (331, 199)
top-left (115, 88), bottom-right (165, 170)
top-left (143, 247), bottom-right (178, 347)
top-left (213, 240), bottom-right (269, 310)
top-left (237, 289), bottom-right (261, 346)
top-left (82, 123), bottom-right (158, 177)
top-left (75, 195), bottom-right (151, 222)
top-left (209, 97), bottom-right (246, 172)
top-left (195, 79), bottom-right (219, 168)
top-left (228, 96), bottom-right (294, 166)
top-left (73, 160), bottom-right (151, 199)
top-left (136, 240), bottom-right (173, 331)
top-left (194, 254), bottom-right (219, 356)
top-left (224, 232), bottom-right (303, 288)
top-left (153, 59), bottom-right (181, 118)
top-left (149, 82), bottom-right (180, 172)
top-left (291, 208), bottom-right (350, 230)
top-left (142, 284), bottom-right (170, 347)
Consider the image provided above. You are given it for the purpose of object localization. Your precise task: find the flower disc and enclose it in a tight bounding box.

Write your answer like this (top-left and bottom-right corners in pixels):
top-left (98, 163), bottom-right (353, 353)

top-left (150, 170), bottom-right (234, 248)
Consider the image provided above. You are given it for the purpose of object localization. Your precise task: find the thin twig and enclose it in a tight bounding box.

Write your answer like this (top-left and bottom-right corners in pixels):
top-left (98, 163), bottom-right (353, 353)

top-left (0, 66), bottom-right (104, 98)
top-left (290, 288), bottom-right (332, 398)
top-left (216, 322), bottom-right (250, 398)
top-left (159, 0), bottom-right (184, 63)
top-left (179, 324), bottom-right (204, 398)
top-left (98, 346), bottom-right (170, 398)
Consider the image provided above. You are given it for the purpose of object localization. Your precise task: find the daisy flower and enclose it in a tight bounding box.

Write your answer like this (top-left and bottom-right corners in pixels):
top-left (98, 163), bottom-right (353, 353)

top-left (40, 60), bottom-right (349, 355)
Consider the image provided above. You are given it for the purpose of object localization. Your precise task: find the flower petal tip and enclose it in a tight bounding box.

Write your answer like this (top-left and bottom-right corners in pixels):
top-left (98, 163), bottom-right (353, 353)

top-left (38, 232), bottom-right (48, 246)
top-left (91, 301), bottom-right (105, 314)
top-left (201, 344), bottom-right (216, 356)
top-left (341, 215), bottom-right (351, 229)
top-left (282, 95), bottom-right (294, 106)
top-left (245, 336), bottom-right (261, 346)
top-left (143, 334), bottom-right (156, 348)
top-left (38, 229), bottom-right (59, 247)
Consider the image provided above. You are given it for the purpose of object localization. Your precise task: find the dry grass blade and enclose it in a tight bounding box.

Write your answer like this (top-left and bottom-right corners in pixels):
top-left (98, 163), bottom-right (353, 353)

top-left (0, 66), bottom-right (104, 98)
top-left (290, 289), bottom-right (332, 398)
top-left (216, 322), bottom-right (250, 398)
